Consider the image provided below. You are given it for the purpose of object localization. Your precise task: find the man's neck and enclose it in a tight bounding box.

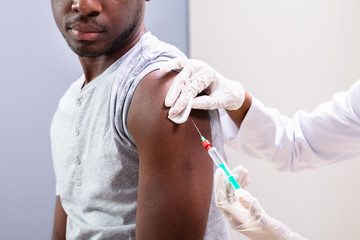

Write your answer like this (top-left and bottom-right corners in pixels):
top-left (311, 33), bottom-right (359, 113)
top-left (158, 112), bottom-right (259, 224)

top-left (79, 26), bottom-right (146, 85)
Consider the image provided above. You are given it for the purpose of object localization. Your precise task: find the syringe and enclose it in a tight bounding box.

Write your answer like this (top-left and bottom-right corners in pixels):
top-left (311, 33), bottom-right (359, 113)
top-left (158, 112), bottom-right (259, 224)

top-left (191, 120), bottom-right (240, 190)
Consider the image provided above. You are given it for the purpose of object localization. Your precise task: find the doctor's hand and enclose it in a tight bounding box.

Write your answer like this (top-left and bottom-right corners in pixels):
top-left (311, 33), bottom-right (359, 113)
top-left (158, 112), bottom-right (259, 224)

top-left (214, 167), bottom-right (307, 240)
top-left (160, 58), bottom-right (245, 123)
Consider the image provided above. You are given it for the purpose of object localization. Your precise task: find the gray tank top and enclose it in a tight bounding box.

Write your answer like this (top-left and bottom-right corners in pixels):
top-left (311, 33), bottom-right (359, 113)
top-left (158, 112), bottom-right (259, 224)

top-left (51, 32), bottom-right (231, 239)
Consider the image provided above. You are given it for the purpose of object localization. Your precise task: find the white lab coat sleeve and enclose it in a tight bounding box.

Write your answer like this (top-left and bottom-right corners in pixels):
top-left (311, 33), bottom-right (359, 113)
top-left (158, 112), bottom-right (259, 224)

top-left (224, 80), bottom-right (360, 172)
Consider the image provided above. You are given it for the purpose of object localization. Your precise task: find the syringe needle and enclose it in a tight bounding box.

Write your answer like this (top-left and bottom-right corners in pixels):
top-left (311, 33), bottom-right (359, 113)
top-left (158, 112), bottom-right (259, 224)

top-left (191, 120), bottom-right (203, 137)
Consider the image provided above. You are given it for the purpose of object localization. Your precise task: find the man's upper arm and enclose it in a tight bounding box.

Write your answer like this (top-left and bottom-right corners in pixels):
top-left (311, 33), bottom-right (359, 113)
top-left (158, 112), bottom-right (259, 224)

top-left (128, 70), bottom-right (214, 239)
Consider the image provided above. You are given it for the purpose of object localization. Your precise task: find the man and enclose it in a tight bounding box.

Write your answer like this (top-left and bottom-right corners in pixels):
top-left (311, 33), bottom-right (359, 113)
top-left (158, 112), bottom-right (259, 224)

top-left (50, 1), bottom-right (233, 239)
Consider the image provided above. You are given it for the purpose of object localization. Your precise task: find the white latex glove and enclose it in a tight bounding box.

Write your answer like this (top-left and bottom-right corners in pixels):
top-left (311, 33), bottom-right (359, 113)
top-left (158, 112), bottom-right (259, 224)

top-left (214, 167), bottom-right (307, 240)
top-left (160, 58), bottom-right (245, 124)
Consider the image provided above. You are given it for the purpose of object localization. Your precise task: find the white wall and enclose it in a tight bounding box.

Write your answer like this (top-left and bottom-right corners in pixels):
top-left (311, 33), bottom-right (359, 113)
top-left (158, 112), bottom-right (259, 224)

top-left (190, 0), bottom-right (360, 239)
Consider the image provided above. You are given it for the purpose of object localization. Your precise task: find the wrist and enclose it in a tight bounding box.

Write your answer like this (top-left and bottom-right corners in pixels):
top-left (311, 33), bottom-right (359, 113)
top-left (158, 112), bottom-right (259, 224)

top-left (225, 92), bottom-right (252, 128)
top-left (238, 216), bottom-right (286, 240)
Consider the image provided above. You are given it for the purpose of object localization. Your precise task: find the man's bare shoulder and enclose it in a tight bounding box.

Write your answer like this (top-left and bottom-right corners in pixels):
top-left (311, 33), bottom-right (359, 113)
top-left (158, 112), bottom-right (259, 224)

top-left (128, 69), bottom-right (176, 125)
top-left (127, 69), bottom-right (212, 153)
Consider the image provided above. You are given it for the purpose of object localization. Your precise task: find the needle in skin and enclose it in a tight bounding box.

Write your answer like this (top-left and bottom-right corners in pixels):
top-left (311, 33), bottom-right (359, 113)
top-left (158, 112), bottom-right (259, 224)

top-left (191, 120), bottom-right (206, 142)
top-left (191, 120), bottom-right (203, 137)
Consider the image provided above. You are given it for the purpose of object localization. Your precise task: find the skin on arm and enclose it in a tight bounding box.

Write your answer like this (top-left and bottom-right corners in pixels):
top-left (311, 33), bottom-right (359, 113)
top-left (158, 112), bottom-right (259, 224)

top-left (128, 70), bottom-right (214, 239)
top-left (226, 92), bottom-right (252, 128)
top-left (51, 196), bottom-right (67, 240)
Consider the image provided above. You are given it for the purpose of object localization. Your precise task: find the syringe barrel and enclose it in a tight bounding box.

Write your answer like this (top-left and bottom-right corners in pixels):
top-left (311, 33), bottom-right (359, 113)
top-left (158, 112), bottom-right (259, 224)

top-left (207, 147), bottom-right (224, 167)
top-left (208, 147), bottom-right (240, 190)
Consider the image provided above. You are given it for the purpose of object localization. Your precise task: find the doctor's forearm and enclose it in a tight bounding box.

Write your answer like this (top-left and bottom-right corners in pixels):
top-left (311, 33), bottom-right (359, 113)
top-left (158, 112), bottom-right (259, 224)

top-left (226, 92), bottom-right (252, 128)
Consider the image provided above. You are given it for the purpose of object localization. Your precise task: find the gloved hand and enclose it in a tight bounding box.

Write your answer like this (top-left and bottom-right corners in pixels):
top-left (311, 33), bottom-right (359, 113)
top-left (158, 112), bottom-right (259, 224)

top-left (214, 167), bottom-right (307, 240)
top-left (160, 58), bottom-right (245, 124)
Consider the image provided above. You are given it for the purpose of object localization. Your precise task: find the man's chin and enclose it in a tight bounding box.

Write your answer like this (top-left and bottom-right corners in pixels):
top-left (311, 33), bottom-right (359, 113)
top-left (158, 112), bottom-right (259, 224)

top-left (68, 44), bottom-right (107, 58)
top-left (74, 51), bottom-right (104, 58)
